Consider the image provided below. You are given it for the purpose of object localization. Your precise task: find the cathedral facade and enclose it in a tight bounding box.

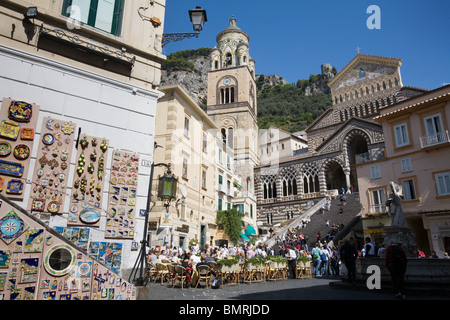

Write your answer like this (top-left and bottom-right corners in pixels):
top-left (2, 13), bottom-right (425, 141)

top-left (254, 54), bottom-right (427, 228)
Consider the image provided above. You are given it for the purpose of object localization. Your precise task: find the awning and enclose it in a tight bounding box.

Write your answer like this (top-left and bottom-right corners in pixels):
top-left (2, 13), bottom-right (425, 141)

top-left (240, 233), bottom-right (250, 241)
top-left (234, 181), bottom-right (243, 188)
top-left (245, 224), bottom-right (257, 236)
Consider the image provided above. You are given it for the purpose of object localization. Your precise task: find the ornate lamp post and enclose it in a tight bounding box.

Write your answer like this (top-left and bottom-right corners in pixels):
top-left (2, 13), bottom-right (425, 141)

top-left (129, 143), bottom-right (178, 287)
top-left (162, 6), bottom-right (207, 47)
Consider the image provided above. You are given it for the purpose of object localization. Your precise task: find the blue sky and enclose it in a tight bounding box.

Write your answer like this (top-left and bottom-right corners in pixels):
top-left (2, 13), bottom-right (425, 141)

top-left (163, 0), bottom-right (449, 90)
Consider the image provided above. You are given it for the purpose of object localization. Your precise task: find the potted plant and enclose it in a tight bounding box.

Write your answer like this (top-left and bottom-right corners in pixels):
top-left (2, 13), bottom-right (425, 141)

top-left (217, 258), bottom-right (239, 273)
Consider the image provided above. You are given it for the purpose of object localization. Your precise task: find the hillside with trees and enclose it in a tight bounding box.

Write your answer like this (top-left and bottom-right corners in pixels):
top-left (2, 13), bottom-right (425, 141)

top-left (161, 49), bottom-right (335, 133)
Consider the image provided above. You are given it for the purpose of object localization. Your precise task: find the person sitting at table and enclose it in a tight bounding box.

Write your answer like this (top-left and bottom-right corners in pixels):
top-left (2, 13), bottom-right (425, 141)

top-left (181, 253), bottom-right (193, 285)
top-left (205, 252), bottom-right (216, 263)
top-left (171, 251), bottom-right (181, 265)
top-left (196, 255), bottom-right (216, 277)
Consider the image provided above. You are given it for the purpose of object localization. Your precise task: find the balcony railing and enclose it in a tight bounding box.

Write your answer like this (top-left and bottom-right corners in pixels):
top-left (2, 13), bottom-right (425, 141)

top-left (368, 204), bottom-right (388, 214)
top-left (420, 130), bottom-right (450, 148)
top-left (356, 148), bottom-right (385, 164)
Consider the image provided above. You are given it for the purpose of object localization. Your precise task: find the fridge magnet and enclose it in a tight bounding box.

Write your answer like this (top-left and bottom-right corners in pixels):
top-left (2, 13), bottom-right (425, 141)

top-left (6, 179), bottom-right (24, 194)
top-left (77, 261), bottom-right (93, 277)
top-left (19, 258), bottom-right (39, 283)
top-left (31, 198), bottom-right (46, 212)
top-left (61, 123), bottom-right (74, 135)
top-left (19, 128), bottom-right (34, 140)
top-left (0, 250), bottom-right (11, 268)
top-left (8, 101), bottom-right (32, 122)
top-left (24, 228), bottom-right (44, 253)
top-left (42, 133), bottom-right (55, 145)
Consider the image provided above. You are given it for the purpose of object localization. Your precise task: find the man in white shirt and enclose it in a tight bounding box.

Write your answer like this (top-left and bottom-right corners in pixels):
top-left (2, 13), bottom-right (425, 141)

top-left (285, 246), bottom-right (297, 279)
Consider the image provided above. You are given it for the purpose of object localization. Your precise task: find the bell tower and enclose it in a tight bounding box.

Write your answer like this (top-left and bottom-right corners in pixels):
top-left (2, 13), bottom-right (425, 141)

top-left (207, 17), bottom-right (259, 194)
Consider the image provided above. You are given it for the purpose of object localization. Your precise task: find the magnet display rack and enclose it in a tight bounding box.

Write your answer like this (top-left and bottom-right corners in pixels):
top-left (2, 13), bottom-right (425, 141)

top-left (0, 99), bottom-right (40, 200)
top-left (105, 150), bottom-right (139, 239)
top-left (68, 135), bottom-right (109, 228)
top-left (28, 117), bottom-right (77, 214)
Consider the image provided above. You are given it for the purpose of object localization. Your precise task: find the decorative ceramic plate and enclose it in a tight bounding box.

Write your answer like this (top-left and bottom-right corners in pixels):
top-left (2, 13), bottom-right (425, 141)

top-left (13, 144), bottom-right (30, 160)
top-left (79, 208), bottom-right (101, 224)
top-left (8, 101), bottom-right (33, 122)
top-left (6, 179), bottom-right (24, 194)
top-left (0, 121), bottom-right (20, 140)
top-left (0, 160), bottom-right (24, 177)
top-left (42, 133), bottom-right (55, 145)
top-left (47, 201), bottom-right (60, 214)
top-left (44, 244), bottom-right (76, 277)
top-left (0, 141), bottom-right (11, 157)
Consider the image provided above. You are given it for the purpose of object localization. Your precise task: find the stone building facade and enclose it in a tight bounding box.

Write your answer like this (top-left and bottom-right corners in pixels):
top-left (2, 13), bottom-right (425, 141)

top-left (357, 84), bottom-right (450, 256)
top-left (255, 54), bottom-right (426, 229)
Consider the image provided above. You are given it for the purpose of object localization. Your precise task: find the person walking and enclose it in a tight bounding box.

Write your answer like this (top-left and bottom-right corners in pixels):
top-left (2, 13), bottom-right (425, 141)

top-left (340, 238), bottom-right (358, 284)
top-left (385, 242), bottom-right (407, 299)
top-left (311, 243), bottom-right (322, 277)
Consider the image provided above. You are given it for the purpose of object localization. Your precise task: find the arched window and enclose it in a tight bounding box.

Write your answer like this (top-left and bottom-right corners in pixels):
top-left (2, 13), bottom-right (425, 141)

top-left (225, 53), bottom-right (232, 67)
top-left (282, 172), bottom-right (298, 196)
top-left (302, 165), bottom-right (320, 194)
top-left (262, 175), bottom-right (277, 199)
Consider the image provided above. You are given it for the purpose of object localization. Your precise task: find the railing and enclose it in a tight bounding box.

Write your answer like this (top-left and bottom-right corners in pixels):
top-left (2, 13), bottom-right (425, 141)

top-left (420, 130), bottom-right (450, 148)
top-left (368, 204), bottom-right (388, 214)
top-left (357, 148), bottom-right (385, 164)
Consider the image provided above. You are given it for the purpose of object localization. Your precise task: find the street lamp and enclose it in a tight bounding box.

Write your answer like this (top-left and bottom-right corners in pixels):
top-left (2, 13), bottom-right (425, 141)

top-left (129, 143), bottom-right (178, 287)
top-left (162, 6), bottom-right (207, 47)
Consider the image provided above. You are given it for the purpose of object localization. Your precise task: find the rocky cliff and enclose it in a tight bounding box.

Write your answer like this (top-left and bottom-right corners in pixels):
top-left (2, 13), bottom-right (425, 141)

top-left (160, 49), bottom-right (335, 110)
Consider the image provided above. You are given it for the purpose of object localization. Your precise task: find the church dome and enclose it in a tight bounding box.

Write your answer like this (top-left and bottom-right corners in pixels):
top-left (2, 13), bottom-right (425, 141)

top-left (216, 17), bottom-right (249, 44)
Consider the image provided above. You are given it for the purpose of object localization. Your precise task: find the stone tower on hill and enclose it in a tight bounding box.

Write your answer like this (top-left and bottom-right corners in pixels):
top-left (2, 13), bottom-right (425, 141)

top-left (207, 17), bottom-right (260, 195)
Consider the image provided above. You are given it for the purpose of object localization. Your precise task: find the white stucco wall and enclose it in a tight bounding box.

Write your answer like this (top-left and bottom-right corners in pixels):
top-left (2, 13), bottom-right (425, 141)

top-left (0, 45), bottom-right (160, 273)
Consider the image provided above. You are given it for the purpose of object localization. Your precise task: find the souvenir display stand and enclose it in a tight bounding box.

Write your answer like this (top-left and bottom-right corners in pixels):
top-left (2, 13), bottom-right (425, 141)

top-left (0, 99), bottom-right (40, 200)
top-left (28, 117), bottom-right (77, 214)
top-left (68, 135), bottom-right (109, 228)
top-left (105, 150), bottom-right (139, 239)
top-left (0, 197), bottom-right (136, 300)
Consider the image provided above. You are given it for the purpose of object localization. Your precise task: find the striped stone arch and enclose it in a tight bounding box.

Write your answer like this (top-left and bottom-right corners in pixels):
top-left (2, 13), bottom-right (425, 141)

top-left (321, 157), bottom-right (346, 192)
top-left (342, 128), bottom-right (372, 165)
top-left (343, 128), bottom-right (372, 148)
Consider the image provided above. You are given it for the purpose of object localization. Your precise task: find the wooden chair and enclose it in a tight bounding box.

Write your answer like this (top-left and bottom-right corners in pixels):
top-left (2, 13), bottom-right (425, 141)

top-left (195, 265), bottom-right (212, 288)
top-left (303, 260), bottom-right (312, 278)
top-left (174, 265), bottom-right (188, 289)
top-left (296, 261), bottom-right (305, 279)
top-left (166, 263), bottom-right (176, 287)
top-left (208, 261), bottom-right (218, 271)
top-left (154, 262), bottom-right (169, 284)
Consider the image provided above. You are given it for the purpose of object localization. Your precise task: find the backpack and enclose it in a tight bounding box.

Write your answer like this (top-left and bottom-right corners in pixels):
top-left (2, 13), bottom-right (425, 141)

top-left (211, 278), bottom-right (221, 289)
top-left (312, 248), bottom-right (320, 259)
top-left (320, 251), bottom-right (327, 261)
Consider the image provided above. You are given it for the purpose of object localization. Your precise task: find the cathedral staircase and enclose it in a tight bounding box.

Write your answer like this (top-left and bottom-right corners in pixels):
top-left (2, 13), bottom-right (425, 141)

top-left (265, 193), bottom-right (362, 249)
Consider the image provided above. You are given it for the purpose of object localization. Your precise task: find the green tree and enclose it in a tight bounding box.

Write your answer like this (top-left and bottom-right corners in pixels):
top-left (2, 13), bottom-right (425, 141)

top-left (216, 208), bottom-right (244, 245)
